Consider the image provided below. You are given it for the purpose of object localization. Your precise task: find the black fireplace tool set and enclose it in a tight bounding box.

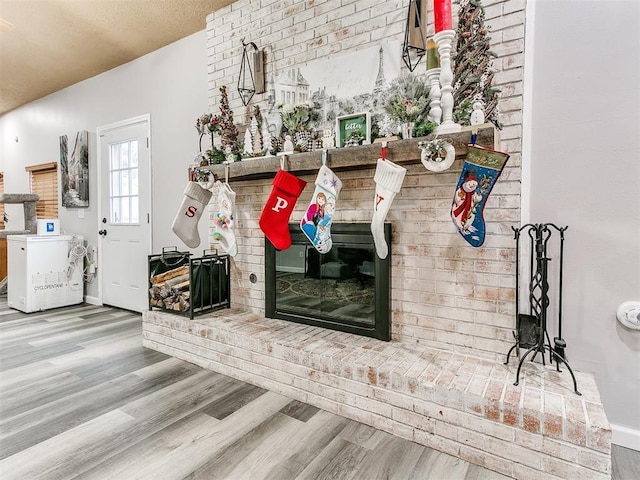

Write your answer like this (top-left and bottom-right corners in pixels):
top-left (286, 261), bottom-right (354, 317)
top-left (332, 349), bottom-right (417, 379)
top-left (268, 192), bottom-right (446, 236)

top-left (504, 223), bottom-right (581, 395)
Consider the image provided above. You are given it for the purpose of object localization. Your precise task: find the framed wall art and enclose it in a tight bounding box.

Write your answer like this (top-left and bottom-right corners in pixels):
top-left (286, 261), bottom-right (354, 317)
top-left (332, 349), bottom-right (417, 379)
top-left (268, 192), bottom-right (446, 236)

top-left (335, 112), bottom-right (371, 148)
top-left (264, 41), bottom-right (402, 140)
top-left (60, 130), bottom-right (89, 208)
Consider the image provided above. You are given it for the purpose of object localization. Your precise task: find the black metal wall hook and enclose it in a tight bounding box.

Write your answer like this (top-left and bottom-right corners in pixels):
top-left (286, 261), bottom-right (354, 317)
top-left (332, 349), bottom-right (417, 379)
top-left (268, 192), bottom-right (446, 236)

top-left (505, 223), bottom-right (580, 395)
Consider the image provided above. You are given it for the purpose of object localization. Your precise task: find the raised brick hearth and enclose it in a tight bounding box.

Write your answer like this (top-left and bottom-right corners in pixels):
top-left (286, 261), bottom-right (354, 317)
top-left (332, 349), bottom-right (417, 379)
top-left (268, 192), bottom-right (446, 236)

top-left (143, 309), bottom-right (611, 480)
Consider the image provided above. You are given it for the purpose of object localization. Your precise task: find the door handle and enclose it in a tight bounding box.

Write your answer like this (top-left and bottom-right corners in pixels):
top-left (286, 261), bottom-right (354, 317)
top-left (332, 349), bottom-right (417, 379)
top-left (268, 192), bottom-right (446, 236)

top-left (98, 229), bottom-right (107, 236)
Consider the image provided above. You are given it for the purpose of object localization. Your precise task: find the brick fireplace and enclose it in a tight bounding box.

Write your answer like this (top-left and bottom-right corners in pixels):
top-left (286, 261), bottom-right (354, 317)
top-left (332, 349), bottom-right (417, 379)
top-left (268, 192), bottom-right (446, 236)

top-left (143, 133), bottom-right (611, 479)
top-left (142, 1), bottom-right (611, 478)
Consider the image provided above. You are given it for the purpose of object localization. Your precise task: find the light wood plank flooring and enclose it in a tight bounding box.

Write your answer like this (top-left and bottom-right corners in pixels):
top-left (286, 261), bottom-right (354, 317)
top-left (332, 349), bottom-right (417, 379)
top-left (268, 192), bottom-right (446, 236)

top-left (1, 300), bottom-right (638, 479)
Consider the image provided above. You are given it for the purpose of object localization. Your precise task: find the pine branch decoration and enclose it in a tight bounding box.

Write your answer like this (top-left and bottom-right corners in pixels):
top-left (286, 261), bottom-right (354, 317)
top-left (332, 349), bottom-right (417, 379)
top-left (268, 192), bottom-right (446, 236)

top-left (219, 85), bottom-right (241, 154)
top-left (452, 0), bottom-right (502, 129)
top-left (254, 105), bottom-right (264, 151)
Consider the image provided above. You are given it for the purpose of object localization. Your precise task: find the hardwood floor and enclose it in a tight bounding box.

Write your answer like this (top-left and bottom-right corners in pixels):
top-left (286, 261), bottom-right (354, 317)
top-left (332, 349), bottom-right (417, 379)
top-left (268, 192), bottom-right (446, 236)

top-left (1, 300), bottom-right (637, 479)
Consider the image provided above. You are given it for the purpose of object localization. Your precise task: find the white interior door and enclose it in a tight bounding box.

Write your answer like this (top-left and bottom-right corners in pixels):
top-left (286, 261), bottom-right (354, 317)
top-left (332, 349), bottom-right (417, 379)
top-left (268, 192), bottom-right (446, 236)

top-left (97, 116), bottom-right (151, 312)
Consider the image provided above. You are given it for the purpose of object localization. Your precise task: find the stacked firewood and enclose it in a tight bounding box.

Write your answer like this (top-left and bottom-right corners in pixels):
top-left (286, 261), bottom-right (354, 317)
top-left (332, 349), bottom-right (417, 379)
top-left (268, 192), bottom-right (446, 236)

top-left (149, 265), bottom-right (191, 312)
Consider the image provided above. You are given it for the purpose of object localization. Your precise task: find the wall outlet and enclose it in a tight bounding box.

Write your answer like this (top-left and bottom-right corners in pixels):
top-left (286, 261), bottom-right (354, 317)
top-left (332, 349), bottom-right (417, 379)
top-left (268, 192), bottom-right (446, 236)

top-left (87, 245), bottom-right (98, 266)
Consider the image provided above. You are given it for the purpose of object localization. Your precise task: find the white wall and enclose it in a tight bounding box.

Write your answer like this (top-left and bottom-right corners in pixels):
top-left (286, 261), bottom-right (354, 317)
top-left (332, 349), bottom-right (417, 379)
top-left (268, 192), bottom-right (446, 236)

top-left (0, 31), bottom-right (211, 300)
top-left (527, 0), bottom-right (640, 446)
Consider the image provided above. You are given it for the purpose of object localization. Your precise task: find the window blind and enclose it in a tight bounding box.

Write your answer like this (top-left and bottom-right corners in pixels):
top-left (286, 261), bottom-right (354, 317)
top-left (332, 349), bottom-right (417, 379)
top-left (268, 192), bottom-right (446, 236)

top-left (26, 162), bottom-right (58, 219)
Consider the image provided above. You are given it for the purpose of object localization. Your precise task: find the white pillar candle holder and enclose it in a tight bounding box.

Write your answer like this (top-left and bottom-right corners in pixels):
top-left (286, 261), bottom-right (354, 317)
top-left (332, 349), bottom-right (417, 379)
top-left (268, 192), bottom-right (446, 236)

top-left (434, 29), bottom-right (461, 134)
top-left (426, 68), bottom-right (442, 125)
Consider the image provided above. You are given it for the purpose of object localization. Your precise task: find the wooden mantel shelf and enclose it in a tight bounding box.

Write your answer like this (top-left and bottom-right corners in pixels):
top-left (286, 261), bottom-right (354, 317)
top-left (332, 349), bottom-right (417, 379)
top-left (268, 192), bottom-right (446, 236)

top-left (205, 124), bottom-right (495, 182)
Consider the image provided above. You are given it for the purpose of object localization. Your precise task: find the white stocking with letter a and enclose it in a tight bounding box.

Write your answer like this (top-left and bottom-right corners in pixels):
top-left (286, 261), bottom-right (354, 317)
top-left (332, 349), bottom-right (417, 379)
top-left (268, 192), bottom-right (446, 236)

top-left (371, 158), bottom-right (406, 259)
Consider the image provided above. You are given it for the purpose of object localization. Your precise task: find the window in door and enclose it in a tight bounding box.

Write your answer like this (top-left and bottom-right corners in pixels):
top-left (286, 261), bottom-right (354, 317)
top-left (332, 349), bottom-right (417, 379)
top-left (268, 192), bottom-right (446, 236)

top-left (109, 139), bottom-right (139, 224)
top-left (25, 162), bottom-right (58, 219)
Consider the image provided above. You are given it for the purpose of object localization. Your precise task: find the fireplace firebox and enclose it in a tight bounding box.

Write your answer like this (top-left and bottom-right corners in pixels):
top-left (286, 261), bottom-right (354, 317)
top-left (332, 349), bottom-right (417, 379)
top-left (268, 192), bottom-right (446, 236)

top-left (265, 223), bottom-right (391, 341)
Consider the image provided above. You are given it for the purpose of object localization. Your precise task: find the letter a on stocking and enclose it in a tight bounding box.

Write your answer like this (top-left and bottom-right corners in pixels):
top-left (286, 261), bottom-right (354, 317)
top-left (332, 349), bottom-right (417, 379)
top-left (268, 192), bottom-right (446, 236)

top-left (451, 144), bottom-right (510, 247)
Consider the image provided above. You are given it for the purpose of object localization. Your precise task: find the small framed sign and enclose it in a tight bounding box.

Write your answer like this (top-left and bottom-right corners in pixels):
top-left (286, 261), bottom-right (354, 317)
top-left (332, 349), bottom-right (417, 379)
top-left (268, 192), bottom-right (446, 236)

top-left (335, 112), bottom-right (371, 148)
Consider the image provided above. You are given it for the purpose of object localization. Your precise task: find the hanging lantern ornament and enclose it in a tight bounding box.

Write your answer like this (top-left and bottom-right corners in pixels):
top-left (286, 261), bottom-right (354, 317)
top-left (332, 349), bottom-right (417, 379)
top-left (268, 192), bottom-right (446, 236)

top-left (238, 39), bottom-right (258, 106)
top-left (402, 0), bottom-right (427, 72)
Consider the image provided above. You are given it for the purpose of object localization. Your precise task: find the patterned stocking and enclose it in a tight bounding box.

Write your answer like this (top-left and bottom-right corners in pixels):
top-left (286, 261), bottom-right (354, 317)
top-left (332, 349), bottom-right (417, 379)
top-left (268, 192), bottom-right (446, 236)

top-left (300, 165), bottom-right (342, 254)
top-left (451, 144), bottom-right (510, 247)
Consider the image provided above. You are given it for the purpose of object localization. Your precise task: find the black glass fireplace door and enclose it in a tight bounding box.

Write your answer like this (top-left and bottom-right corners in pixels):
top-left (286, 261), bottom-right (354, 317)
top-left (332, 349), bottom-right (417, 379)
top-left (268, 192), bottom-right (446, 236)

top-left (265, 223), bottom-right (391, 341)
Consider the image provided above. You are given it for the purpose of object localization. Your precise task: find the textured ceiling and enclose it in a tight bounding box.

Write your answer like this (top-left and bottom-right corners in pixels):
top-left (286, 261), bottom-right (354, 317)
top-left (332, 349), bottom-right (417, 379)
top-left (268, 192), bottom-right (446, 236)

top-left (0, 0), bottom-right (235, 115)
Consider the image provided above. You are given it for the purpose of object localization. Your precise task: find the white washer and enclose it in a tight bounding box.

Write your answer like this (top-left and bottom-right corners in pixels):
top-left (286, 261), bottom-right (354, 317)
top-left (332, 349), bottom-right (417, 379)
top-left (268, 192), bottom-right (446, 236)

top-left (7, 234), bottom-right (84, 313)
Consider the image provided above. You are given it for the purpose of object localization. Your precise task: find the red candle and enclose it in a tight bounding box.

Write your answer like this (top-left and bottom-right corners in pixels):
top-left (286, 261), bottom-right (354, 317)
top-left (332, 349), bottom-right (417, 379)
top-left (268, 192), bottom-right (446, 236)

top-left (434, 0), bottom-right (453, 32)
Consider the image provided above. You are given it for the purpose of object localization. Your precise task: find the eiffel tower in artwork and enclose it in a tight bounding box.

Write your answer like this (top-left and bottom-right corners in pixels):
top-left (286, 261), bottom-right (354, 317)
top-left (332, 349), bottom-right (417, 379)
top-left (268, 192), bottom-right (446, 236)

top-left (371, 46), bottom-right (388, 111)
top-left (373, 46), bottom-right (386, 97)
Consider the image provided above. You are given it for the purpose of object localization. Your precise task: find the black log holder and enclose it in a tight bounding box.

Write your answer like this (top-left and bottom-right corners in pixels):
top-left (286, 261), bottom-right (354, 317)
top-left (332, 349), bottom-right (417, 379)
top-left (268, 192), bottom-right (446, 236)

top-left (504, 223), bottom-right (581, 395)
top-left (148, 247), bottom-right (231, 319)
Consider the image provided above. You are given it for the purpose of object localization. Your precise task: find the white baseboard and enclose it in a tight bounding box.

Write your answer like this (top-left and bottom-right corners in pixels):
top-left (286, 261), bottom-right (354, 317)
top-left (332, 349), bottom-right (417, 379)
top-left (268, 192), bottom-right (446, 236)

top-left (84, 295), bottom-right (101, 306)
top-left (611, 423), bottom-right (640, 451)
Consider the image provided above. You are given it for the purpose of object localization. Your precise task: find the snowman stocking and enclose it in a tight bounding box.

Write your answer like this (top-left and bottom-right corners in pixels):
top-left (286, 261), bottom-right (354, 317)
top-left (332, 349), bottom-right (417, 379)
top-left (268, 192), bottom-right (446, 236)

top-left (451, 144), bottom-right (510, 247)
top-left (171, 181), bottom-right (212, 248)
top-left (300, 165), bottom-right (342, 254)
top-left (371, 159), bottom-right (407, 259)
top-left (212, 181), bottom-right (237, 257)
